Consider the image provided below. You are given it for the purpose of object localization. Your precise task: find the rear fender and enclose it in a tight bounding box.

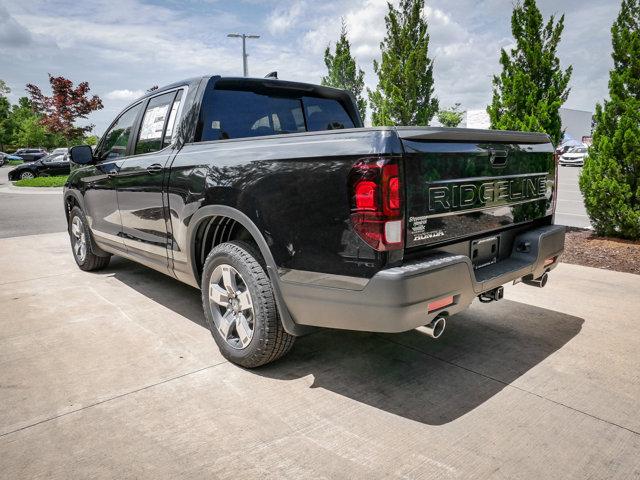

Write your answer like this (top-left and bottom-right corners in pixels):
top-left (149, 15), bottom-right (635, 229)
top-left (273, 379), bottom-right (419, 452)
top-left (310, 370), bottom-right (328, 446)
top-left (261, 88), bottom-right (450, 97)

top-left (187, 205), bottom-right (310, 337)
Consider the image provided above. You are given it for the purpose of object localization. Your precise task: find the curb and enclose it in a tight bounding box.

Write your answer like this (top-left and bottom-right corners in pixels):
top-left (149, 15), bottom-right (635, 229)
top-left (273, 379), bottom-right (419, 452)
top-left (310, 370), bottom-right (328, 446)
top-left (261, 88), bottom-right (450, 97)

top-left (0, 183), bottom-right (63, 195)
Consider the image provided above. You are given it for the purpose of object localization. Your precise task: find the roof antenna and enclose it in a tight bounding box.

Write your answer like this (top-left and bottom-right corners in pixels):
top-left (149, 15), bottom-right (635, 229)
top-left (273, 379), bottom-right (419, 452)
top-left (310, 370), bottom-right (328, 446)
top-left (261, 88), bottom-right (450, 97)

top-left (265, 71), bottom-right (278, 79)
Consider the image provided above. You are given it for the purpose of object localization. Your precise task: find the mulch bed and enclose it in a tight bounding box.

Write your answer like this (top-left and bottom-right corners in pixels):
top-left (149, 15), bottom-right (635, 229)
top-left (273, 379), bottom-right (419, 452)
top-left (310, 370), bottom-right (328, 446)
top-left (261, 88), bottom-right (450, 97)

top-left (561, 227), bottom-right (640, 275)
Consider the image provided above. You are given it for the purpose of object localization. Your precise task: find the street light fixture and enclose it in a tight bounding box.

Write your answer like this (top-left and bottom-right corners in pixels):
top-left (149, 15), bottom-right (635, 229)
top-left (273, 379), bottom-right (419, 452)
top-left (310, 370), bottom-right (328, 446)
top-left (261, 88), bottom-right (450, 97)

top-left (227, 33), bottom-right (260, 77)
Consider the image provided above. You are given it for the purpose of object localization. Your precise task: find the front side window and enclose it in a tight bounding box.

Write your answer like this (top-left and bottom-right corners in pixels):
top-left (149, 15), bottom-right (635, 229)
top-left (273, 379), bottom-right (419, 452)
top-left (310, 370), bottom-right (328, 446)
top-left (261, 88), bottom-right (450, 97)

top-left (98, 103), bottom-right (143, 160)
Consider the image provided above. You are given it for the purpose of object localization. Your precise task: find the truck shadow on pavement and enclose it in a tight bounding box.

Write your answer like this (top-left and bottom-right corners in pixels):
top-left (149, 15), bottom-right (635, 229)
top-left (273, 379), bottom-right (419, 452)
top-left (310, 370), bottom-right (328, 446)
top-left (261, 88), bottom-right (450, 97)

top-left (110, 258), bottom-right (584, 426)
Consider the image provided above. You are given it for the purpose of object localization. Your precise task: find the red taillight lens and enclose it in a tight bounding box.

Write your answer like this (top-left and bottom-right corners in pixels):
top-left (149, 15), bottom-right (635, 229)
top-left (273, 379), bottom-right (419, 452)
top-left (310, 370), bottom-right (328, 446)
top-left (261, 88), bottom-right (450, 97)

top-left (355, 180), bottom-right (378, 210)
top-left (349, 158), bottom-right (403, 252)
top-left (388, 177), bottom-right (400, 210)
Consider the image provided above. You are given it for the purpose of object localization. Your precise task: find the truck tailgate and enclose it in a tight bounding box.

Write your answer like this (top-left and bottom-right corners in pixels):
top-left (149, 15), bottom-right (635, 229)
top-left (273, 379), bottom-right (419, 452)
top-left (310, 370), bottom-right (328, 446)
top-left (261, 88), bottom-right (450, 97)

top-left (397, 127), bottom-right (556, 248)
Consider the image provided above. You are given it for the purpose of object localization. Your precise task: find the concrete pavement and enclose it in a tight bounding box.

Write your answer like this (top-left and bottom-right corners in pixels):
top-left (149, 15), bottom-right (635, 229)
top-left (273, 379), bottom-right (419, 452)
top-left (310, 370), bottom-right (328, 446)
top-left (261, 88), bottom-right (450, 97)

top-left (0, 231), bottom-right (639, 479)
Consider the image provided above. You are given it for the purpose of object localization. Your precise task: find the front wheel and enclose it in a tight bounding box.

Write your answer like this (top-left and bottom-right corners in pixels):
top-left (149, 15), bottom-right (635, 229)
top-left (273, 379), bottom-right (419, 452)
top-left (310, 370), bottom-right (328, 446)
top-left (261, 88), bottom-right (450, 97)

top-left (68, 207), bottom-right (111, 271)
top-left (201, 241), bottom-right (295, 368)
top-left (20, 171), bottom-right (35, 180)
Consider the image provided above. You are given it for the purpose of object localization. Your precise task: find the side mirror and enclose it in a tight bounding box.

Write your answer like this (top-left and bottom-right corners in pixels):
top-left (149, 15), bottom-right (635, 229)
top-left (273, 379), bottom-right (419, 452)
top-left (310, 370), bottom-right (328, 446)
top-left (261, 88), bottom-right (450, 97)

top-left (69, 145), bottom-right (94, 165)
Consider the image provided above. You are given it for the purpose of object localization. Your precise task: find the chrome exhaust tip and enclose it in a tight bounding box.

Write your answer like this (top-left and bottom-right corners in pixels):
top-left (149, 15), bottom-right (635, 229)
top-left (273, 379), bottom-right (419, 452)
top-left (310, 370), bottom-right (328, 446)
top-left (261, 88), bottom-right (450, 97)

top-left (523, 272), bottom-right (548, 288)
top-left (423, 316), bottom-right (446, 339)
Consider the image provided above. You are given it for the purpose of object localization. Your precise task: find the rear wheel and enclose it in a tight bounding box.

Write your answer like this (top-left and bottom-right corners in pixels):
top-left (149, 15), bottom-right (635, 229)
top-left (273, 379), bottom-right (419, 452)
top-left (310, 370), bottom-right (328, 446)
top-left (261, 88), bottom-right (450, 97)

top-left (201, 241), bottom-right (295, 368)
top-left (68, 207), bottom-right (111, 271)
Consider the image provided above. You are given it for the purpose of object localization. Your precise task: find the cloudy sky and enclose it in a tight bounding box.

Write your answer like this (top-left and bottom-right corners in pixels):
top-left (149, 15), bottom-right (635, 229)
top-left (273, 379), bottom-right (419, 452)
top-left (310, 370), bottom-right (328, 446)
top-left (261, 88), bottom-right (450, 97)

top-left (0, 0), bottom-right (619, 135)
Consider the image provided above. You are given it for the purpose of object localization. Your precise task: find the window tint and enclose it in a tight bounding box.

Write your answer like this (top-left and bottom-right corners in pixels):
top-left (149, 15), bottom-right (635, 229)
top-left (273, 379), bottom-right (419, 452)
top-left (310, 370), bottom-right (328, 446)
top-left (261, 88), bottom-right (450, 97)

top-left (163, 90), bottom-right (183, 148)
top-left (303, 96), bottom-right (355, 131)
top-left (135, 92), bottom-right (176, 155)
top-left (201, 90), bottom-right (305, 141)
top-left (99, 103), bottom-right (142, 160)
top-left (199, 88), bottom-right (356, 142)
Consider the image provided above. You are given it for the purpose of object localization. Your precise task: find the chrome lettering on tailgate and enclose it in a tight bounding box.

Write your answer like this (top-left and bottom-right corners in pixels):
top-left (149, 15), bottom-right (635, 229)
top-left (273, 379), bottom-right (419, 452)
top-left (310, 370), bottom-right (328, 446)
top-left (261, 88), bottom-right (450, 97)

top-left (427, 173), bottom-right (547, 217)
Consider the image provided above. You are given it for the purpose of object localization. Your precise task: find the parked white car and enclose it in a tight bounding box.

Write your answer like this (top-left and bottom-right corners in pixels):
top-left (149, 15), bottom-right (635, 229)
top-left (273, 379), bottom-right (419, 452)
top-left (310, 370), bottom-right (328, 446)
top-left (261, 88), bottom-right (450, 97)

top-left (559, 147), bottom-right (588, 167)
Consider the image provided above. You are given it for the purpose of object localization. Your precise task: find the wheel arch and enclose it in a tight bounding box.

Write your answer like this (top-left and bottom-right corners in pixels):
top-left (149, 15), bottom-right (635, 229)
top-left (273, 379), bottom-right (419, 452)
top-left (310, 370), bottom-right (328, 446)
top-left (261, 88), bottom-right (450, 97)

top-left (187, 205), bottom-right (309, 337)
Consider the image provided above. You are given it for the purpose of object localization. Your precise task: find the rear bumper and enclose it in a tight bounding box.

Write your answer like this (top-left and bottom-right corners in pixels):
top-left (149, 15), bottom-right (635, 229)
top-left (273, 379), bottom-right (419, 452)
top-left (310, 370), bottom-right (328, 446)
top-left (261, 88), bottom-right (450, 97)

top-left (280, 225), bottom-right (565, 333)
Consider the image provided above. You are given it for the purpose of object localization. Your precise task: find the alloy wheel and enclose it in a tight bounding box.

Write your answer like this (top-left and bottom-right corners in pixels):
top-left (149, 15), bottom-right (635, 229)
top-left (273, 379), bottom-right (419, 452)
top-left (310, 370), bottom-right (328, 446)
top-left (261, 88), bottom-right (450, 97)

top-left (71, 216), bottom-right (87, 263)
top-left (208, 264), bottom-right (255, 349)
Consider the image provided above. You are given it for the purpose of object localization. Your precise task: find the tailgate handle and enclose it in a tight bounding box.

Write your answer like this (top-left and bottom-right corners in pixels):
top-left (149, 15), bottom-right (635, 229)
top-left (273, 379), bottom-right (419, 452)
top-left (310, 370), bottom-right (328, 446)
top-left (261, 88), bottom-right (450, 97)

top-left (489, 150), bottom-right (508, 167)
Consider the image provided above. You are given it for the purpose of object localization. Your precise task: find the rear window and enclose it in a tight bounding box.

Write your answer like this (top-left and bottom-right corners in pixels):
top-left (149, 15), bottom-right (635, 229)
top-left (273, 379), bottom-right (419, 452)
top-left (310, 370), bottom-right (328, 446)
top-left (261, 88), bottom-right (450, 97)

top-left (199, 88), bottom-right (355, 142)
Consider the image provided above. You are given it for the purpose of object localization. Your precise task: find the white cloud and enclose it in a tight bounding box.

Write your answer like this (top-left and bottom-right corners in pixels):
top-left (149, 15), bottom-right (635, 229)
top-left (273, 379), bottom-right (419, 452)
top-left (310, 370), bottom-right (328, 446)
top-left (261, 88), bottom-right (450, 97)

top-left (267, 2), bottom-right (305, 35)
top-left (105, 89), bottom-right (145, 101)
top-left (0, 0), bottom-right (619, 133)
top-left (0, 4), bottom-right (33, 47)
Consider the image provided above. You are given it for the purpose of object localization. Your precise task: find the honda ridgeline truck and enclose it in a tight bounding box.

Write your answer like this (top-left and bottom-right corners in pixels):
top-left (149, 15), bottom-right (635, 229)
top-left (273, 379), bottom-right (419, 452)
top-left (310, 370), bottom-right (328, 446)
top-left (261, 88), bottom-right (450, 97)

top-left (65, 76), bottom-right (564, 367)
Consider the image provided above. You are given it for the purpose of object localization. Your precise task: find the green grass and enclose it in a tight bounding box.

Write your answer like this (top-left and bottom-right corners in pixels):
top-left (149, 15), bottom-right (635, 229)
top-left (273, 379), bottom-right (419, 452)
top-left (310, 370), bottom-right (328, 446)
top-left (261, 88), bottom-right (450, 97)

top-left (14, 175), bottom-right (68, 187)
top-left (6, 159), bottom-right (23, 166)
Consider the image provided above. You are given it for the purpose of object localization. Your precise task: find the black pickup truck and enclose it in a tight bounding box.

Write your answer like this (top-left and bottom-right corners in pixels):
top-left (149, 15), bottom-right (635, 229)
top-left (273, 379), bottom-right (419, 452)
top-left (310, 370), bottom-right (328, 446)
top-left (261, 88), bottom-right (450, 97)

top-left (65, 75), bottom-right (564, 367)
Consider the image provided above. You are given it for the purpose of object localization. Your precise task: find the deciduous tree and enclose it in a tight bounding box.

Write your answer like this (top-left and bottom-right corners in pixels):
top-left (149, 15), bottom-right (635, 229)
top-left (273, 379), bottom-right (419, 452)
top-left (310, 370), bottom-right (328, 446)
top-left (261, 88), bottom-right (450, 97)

top-left (437, 103), bottom-right (463, 128)
top-left (487, 0), bottom-right (572, 145)
top-left (26, 74), bottom-right (103, 142)
top-left (368, 0), bottom-right (438, 126)
top-left (579, 0), bottom-right (640, 239)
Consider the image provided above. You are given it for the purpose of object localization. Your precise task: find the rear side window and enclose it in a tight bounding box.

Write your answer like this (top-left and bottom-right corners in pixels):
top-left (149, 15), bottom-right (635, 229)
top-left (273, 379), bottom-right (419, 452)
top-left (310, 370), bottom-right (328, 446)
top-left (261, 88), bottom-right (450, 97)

top-left (303, 96), bottom-right (355, 131)
top-left (135, 91), bottom-right (176, 155)
top-left (163, 90), bottom-right (183, 148)
top-left (199, 88), bottom-right (354, 142)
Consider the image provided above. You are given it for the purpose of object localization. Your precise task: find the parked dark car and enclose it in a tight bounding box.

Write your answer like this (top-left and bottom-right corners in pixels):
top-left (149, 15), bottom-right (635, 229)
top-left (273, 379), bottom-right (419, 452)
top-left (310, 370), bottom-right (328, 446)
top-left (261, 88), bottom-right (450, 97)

top-left (9, 153), bottom-right (70, 180)
top-left (13, 148), bottom-right (48, 162)
top-left (64, 75), bottom-right (564, 368)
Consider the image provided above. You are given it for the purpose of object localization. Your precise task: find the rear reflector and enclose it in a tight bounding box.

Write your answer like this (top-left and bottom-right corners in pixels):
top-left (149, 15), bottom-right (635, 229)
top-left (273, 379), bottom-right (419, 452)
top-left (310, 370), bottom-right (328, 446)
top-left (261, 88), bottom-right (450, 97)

top-left (544, 256), bottom-right (556, 267)
top-left (427, 295), bottom-right (454, 313)
top-left (384, 220), bottom-right (402, 244)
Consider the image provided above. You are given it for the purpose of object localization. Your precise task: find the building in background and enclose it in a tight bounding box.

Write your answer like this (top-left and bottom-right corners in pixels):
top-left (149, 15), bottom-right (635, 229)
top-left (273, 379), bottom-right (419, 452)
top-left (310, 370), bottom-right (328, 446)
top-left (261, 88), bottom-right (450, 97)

top-left (462, 108), bottom-right (593, 145)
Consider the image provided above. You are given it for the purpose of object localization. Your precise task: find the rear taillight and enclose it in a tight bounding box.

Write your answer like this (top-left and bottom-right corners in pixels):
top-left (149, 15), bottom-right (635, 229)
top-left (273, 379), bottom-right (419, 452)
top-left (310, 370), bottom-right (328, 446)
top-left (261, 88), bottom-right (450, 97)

top-left (349, 158), bottom-right (403, 251)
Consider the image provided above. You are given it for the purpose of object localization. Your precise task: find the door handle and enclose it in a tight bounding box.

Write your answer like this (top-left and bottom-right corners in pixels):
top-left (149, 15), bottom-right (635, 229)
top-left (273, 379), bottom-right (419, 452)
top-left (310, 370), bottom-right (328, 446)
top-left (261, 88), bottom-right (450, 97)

top-left (146, 163), bottom-right (164, 174)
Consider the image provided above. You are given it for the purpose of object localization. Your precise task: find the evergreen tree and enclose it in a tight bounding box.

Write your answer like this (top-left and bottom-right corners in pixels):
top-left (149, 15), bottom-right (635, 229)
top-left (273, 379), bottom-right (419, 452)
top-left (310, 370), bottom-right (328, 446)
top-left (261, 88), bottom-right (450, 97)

top-left (487, 0), bottom-right (572, 145)
top-left (579, 0), bottom-right (640, 239)
top-left (368, 0), bottom-right (438, 126)
top-left (322, 20), bottom-right (367, 122)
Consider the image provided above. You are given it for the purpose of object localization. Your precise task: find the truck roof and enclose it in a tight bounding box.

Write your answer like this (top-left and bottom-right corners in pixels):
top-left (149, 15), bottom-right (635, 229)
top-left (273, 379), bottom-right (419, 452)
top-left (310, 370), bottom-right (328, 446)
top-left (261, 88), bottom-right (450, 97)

top-left (129, 75), bottom-right (356, 106)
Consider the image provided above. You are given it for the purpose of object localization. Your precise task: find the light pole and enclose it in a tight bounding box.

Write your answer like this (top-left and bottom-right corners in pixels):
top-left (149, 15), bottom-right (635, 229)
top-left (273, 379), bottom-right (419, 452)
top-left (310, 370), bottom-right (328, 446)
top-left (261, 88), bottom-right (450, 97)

top-left (227, 33), bottom-right (260, 77)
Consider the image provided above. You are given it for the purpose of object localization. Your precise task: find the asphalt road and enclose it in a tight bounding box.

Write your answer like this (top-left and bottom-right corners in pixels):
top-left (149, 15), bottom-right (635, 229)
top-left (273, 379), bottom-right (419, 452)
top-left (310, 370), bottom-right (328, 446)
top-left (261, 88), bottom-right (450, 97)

top-left (555, 165), bottom-right (591, 229)
top-left (0, 166), bottom-right (67, 238)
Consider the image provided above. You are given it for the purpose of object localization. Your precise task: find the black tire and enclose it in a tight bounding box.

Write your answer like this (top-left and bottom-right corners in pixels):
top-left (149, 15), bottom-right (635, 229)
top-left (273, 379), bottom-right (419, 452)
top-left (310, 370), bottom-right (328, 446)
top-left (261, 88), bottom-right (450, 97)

top-left (201, 240), bottom-right (295, 368)
top-left (20, 170), bottom-right (36, 180)
top-left (68, 206), bottom-right (111, 271)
